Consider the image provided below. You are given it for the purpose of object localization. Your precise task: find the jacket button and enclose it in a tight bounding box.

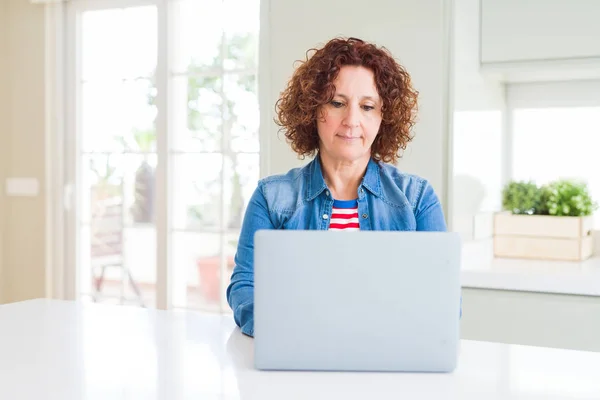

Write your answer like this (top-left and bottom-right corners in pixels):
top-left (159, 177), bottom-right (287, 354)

top-left (362, 213), bottom-right (368, 219)
top-left (325, 190), bottom-right (330, 197)
top-left (323, 214), bottom-right (329, 220)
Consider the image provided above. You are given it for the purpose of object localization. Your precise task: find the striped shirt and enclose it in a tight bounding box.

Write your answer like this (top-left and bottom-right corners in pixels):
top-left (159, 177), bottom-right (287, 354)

top-left (329, 199), bottom-right (360, 231)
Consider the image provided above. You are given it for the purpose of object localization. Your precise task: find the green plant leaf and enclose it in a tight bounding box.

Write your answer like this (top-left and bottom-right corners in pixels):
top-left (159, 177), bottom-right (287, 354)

top-left (541, 179), bottom-right (598, 217)
top-left (501, 181), bottom-right (541, 215)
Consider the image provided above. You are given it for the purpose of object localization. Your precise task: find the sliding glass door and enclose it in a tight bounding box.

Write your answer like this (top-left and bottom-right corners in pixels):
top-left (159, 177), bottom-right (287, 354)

top-left (66, 0), bottom-right (260, 312)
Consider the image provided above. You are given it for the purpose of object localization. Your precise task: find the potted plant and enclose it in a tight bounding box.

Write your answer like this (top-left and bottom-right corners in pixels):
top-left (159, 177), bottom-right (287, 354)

top-left (541, 179), bottom-right (598, 217)
top-left (501, 180), bottom-right (542, 215)
top-left (119, 128), bottom-right (156, 224)
top-left (197, 254), bottom-right (236, 303)
top-left (494, 179), bottom-right (598, 261)
top-left (197, 237), bottom-right (238, 303)
top-left (89, 156), bottom-right (122, 206)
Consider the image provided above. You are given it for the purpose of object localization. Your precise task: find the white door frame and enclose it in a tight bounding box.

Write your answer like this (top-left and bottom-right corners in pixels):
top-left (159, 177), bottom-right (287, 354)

top-left (43, 1), bottom-right (68, 301)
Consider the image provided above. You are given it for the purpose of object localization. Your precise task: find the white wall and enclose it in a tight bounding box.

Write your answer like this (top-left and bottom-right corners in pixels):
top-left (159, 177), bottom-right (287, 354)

top-left (480, 0), bottom-right (600, 64)
top-left (0, 0), bottom-right (7, 303)
top-left (451, 0), bottom-right (505, 239)
top-left (506, 80), bottom-right (600, 108)
top-left (479, 0), bottom-right (600, 83)
top-left (260, 0), bottom-right (453, 216)
top-left (0, 0), bottom-right (48, 303)
top-left (453, 0), bottom-right (504, 112)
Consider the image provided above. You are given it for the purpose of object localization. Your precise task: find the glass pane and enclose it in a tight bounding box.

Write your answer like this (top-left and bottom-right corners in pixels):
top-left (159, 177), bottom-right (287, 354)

top-left (81, 6), bottom-right (157, 81)
top-left (171, 75), bottom-right (222, 152)
top-left (172, 154), bottom-right (223, 230)
top-left (81, 154), bottom-right (124, 225)
top-left (223, 153), bottom-right (260, 230)
top-left (512, 107), bottom-right (600, 225)
top-left (80, 215), bottom-right (156, 307)
top-left (120, 7), bottom-right (157, 79)
top-left (81, 81), bottom-right (125, 152)
top-left (81, 154), bottom-right (157, 226)
top-left (223, 34), bottom-right (258, 72)
top-left (452, 111), bottom-right (503, 240)
top-left (172, 232), bottom-right (226, 311)
top-left (82, 79), bottom-right (157, 153)
top-left (170, 0), bottom-right (223, 74)
top-left (81, 9), bottom-right (122, 80)
top-left (77, 0), bottom-right (158, 307)
top-left (79, 225), bottom-right (157, 307)
top-left (79, 153), bottom-right (156, 307)
top-left (224, 73), bottom-right (259, 152)
top-left (223, 0), bottom-right (259, 71)
top-left (119, 79), bottom-right (157, 153)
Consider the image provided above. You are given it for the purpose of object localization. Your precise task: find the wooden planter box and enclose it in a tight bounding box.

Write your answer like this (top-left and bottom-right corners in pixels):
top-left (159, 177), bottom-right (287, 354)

top-left (493, 212), bottom-right (594, 261)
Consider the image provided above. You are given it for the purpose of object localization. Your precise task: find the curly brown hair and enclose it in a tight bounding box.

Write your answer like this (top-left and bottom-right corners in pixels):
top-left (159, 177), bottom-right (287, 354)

top-left (274, 37), bottom-right (419, 164)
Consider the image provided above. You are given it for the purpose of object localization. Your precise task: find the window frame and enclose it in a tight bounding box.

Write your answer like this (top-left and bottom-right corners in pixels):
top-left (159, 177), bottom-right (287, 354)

top-left (506, 79), bottom-right (600, 253)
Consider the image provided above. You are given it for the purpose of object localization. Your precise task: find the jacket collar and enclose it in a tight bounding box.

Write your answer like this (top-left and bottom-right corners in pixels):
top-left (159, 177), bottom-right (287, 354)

top-left (305, 154), bottom-right (382, 201)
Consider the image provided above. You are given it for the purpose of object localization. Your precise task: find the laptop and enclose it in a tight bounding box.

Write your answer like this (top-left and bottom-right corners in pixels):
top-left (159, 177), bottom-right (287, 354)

top-left (253, 230), bottom-right (462, 372)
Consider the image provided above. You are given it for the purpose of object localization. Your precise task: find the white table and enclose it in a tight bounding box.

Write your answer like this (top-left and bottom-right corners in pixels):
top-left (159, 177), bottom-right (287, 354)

top-left (1, 299), bottom-right (600, 400)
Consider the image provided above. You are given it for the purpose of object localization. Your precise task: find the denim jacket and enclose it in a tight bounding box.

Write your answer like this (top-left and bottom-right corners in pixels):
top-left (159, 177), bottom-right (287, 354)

top-left (226, 156), bottom-right (447, 337)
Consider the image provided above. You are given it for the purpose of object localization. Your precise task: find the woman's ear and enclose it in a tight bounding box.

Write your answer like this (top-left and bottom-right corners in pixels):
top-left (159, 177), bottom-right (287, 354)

top-left (316, 106), bottom-right (327, 123)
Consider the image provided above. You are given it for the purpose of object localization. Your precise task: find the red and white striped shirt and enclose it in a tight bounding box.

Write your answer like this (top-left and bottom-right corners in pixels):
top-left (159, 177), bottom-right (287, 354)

top-left (329, 199), bottom-right (360, 231)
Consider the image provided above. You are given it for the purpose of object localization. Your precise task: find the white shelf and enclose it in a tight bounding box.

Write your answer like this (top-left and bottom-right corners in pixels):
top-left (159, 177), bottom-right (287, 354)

top-left (460, 239), bottom-right (600, 297)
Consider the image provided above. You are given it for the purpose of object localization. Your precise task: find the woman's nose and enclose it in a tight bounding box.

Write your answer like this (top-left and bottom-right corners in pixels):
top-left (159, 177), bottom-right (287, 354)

top-left (342, 105), bottom-right (360, 127)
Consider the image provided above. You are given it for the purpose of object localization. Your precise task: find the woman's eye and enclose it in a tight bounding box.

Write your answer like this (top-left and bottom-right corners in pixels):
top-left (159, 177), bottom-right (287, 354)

top-left (362, 105), bottom-right (375, 111)
top-left (330, 101), bottom-right (344, 108)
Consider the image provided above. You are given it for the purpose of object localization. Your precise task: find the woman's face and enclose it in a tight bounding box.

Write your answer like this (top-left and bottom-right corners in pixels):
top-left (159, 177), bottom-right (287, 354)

top-left (316, 65), bottom-right (383, 165)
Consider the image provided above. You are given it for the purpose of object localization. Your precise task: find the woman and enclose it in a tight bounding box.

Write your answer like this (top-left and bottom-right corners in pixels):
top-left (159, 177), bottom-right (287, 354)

top-left (227, 37), bottom-right (446, 337)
